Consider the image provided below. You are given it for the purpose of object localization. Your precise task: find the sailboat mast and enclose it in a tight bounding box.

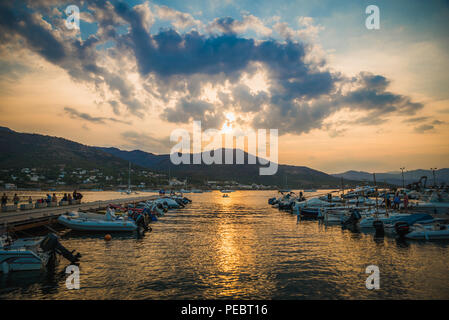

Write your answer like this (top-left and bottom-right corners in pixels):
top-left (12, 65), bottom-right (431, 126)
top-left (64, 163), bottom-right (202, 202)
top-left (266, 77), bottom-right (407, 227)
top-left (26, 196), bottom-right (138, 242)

top-left (128, 161), bottom-right (131, 190)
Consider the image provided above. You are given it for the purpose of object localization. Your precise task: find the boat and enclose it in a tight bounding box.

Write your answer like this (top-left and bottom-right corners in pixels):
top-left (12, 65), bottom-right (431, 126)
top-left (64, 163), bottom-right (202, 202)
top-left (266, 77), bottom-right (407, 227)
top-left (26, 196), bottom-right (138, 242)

top-left (223, 194), bottom-right (229, 198)
top-left (1, 233), bottom-right (80, 273)
top-left (298, 208), bottom-right (322, 220)
top-left (304, 189), bottom-right (317, 192)
top-left (358, 212), bottom-right (411, 229)
top-left (220, 189), bottom-right (234, 193)
top-left (58, 210), bottom-right (139, 232)
top-left (121, 162), bottom-right (138, 195)
top-left (405, 223), bottom-right (449, 240)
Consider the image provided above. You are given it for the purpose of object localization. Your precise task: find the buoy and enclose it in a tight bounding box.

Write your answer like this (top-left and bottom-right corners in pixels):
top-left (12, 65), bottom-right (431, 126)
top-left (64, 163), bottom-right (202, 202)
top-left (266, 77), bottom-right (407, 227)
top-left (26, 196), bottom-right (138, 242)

top-left (104, 234), bottom-right (112, 241)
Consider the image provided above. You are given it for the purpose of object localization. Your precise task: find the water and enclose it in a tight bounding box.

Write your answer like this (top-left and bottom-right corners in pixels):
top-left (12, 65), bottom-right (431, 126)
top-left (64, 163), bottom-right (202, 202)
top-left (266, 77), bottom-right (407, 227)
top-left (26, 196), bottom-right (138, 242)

top-left (1, 191), bottom-right (448, 299)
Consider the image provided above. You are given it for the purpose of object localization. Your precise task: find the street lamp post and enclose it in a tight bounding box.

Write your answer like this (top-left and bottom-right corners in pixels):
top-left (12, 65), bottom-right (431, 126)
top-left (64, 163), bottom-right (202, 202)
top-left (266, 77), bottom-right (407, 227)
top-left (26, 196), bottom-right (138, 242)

top-left (430, 168), bottom-right (437, 187)
top-left (400, 167), bottom-right (405, 189)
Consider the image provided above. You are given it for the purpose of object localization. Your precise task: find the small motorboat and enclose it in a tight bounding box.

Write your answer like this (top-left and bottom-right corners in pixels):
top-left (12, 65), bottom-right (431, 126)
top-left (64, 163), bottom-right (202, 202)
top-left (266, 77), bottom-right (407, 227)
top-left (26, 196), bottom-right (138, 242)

top-left (1, 233), bottom-right (80, 273)
top-left (298, 208), bottom-right (322, 220)
top-left (58, 210), bottom-right (138, 232)
top-left (405, 223), bottom-right (449, 240)
top-left (358, 212), bottom-right (411, 229)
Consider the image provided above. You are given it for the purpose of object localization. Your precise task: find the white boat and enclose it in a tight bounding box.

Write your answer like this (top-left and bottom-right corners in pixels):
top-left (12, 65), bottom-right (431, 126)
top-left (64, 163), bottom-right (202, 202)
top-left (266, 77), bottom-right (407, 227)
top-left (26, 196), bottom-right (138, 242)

top-left (1, 233), bottom-right (80, 273)
top-left (1, 235), bottom-right (52, 272)
top-left (358, 212), bottom-right (411, 228)
top-left (58, 211), bottom-right (138, 232)
top-left (406, 223), bottom-right (449, 240)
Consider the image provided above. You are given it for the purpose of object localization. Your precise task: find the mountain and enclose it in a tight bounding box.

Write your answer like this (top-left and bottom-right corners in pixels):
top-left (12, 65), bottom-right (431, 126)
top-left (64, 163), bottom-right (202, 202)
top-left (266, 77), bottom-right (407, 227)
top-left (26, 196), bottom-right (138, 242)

top-left (0, 126), bottom-right (350, 188)
top-left (332, 169), bottom-right (449, 186)
top-left (97, 147), bottom-right (170, 168)
top-left (0, 127), bottom-right (130, 170)
top-left (99, 147), bottom-right (351, 188)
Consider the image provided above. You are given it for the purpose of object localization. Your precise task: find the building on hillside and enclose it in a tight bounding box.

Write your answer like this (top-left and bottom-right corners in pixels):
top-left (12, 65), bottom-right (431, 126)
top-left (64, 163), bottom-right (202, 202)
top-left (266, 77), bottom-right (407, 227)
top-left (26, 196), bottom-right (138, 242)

top-left (169, 178), bottom-right (186, 186)
top-left (5, 183), bottom-right (17, 190)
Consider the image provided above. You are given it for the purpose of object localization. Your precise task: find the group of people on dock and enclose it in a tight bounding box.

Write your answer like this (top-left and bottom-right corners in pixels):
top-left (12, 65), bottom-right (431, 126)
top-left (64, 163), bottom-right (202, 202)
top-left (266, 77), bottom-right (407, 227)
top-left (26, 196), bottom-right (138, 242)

top-left (384, 191), bottom-right (409, 210)
top-left (1, 190), bottom-right (83, 208)
top-left (1, 193), bottom-right (22, 207)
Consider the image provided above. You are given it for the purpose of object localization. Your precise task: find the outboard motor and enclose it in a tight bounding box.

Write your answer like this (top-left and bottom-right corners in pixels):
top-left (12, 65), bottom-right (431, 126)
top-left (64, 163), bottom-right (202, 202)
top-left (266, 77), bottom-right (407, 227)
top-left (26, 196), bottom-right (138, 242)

top-left (183, 197), bottom-right (192, 204)
top-left (342, 209), bottom-right (362, 227)
top-left (373, 220), bottom-right (384, 236)
top-left (174, 198), bottom-right (185, 208)
top-left (394, 222), bottom-right (410, 237)
top-left (40, 233), bottom-right (81, 265)
top-left (134, 213), bottom-right (149, 232)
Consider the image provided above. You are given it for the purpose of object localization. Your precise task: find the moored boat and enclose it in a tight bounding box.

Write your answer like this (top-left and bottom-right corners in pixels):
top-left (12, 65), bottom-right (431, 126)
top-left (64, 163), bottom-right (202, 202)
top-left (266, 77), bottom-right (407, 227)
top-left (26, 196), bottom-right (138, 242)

top-left (58, 211), bottom-right (138, 232)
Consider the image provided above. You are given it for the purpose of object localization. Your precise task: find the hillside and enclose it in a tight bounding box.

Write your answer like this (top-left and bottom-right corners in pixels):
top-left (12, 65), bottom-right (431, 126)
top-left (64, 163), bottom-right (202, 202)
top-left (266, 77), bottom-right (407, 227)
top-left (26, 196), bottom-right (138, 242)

top-left (0, 127), bottom-right (130, 170)
top-left (332, 169), bottom-right (449, 186)
top-left (0, 126), bottom-right (364, 188)
top-left (99, 147), bottom-right (351, 188)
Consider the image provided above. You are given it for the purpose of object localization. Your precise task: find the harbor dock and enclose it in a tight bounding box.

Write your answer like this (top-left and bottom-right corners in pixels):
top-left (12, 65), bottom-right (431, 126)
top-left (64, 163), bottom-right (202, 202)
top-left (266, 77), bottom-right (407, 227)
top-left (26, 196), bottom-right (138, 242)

top-left (0, 195), bottom-right (159, 232)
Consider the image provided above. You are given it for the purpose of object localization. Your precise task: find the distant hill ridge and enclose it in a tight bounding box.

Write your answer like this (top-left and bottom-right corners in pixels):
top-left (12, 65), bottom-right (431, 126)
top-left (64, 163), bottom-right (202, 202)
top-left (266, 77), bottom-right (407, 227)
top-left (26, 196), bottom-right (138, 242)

top-left (2, 125), bottom-right (443, 187)
top-left (332, 169), bottom-right (449, 185)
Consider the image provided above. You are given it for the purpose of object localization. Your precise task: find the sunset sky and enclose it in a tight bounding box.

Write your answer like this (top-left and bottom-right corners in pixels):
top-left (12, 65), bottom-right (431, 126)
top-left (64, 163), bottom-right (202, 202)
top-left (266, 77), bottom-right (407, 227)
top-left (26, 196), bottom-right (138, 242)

top-left (0, 0), bottom-right (448, 173)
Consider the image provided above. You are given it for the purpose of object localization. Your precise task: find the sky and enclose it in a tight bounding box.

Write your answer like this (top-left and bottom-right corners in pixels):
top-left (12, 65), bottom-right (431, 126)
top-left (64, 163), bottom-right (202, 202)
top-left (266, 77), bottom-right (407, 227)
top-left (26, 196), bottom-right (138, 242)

top-left (0, 0), bottom-right (448, 173)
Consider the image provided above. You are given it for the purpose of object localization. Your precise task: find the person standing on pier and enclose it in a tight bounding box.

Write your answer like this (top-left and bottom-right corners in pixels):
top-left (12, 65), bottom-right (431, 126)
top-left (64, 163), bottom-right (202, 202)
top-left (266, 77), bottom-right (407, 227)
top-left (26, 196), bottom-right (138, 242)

top-left (13, 193), bottom-right (19, 206)
top-left (403, 193), bottom-right (409, 212)
top-left (393, 192), bottom-right (401, 210)
top-left (28, 196), bottom-right (33, 204)
top-left (52, 193), bottom-right (57, 203)
top-left (1, 193), bottom-right (7, 207)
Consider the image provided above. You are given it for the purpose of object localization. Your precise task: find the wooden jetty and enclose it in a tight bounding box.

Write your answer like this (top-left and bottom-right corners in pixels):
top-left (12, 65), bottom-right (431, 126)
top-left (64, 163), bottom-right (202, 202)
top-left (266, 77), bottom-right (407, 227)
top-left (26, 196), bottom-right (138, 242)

top-left (0, 195), bottom-right (158, 232)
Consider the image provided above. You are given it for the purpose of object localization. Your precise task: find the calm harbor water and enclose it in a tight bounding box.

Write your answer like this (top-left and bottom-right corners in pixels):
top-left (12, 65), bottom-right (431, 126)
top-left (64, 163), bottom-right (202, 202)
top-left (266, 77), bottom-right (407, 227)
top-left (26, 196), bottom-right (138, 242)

top-left (1, 190), bottom-right (448, 299)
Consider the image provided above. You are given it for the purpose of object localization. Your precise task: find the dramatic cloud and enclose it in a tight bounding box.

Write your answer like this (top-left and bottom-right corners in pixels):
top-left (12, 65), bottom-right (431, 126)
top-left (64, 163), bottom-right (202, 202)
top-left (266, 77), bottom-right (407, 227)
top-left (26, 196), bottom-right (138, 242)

top-left (0, 1), bottom-right (425, 137)
top-left (207, 15), bottom-right (272, 36)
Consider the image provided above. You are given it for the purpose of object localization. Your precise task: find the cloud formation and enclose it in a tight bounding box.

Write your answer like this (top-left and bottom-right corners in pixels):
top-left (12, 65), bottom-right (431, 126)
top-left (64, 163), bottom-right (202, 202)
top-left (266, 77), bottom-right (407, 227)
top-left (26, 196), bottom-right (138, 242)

top-left (0, 1), bottom-right (425, 138)
top-left (64, 107), bottom-right (131, 125)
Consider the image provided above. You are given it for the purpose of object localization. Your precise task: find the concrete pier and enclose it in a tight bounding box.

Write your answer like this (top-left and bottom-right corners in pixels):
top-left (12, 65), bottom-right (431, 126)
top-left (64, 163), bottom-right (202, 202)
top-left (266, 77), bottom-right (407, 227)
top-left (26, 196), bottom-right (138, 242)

top-left (0, 195), bottom-right (158, 232)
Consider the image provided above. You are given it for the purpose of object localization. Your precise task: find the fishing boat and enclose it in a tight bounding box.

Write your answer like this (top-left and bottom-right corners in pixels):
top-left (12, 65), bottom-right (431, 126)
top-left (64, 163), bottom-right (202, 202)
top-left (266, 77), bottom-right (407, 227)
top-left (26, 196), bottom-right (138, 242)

top-left (58, 210), bottom-right (138, 232)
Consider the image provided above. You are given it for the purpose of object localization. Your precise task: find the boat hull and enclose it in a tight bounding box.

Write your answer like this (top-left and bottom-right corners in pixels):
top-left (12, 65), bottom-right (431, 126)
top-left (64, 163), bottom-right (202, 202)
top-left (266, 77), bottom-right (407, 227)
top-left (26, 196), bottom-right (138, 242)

top-left (58, 215), bottom-right (137, 232)
top-left (0, 250), bottom-right (48, 272)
